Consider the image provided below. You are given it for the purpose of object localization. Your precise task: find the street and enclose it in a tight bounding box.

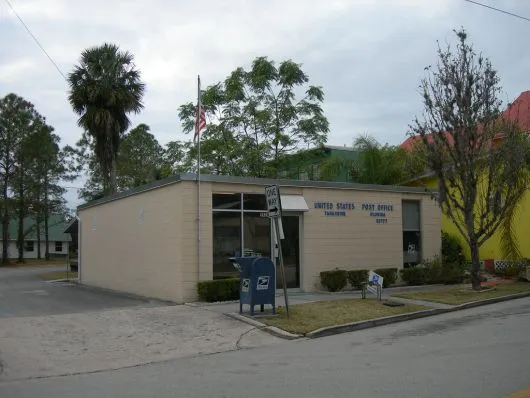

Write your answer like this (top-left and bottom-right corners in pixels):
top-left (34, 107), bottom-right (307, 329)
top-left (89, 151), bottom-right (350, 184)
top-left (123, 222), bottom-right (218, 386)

top-left (1, 297), bottom-right (529, 398)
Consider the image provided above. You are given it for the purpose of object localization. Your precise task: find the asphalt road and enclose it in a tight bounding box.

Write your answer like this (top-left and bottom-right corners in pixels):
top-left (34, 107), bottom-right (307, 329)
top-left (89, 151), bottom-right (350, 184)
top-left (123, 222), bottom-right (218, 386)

top-left (1, 297), bottom-right (529, 398)
top-left (0, 266), bottom-right (164, 317)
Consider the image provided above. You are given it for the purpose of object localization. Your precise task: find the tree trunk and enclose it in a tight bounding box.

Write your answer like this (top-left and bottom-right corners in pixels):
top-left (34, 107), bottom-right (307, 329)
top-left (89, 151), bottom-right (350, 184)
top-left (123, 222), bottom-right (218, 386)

top-left (2, 175), bottom-right (9, 265)
top-left (470, 238), bottom-right (481, 291)
top-left (44, 175), bottom-right (50, 261)
top-left (36, 210), bottom-right (41, 260)
top-left (17, 195), bottom-right (24, 263)
top-left (110, 151), bottom-right (117, 195)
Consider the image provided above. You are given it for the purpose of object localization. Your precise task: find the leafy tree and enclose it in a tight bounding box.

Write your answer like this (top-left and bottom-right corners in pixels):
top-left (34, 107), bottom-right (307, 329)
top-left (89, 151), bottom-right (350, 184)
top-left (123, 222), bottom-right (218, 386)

top-left (12, 116), bottom-right (43, 262)
top-left (68, 43), bottom-right (145, 195)
top-left (65, 132), bottom-right (106, 202)
top-left (161, 140), bottom-right (197, 176)
top-left (0, 94), bottom-right (43, 264)
top-left (117, 123), bottom-right (164, 189)
top-left (178, 57), bottom-right (329, 177)
top-left (31, 125), bottom-right (72, 260)
top-left (317, 136), bottom-right (422, 184)
top-left (71, 124), bottom-right (171, 200)
top-left (409, 29), bottom-right (530, 290)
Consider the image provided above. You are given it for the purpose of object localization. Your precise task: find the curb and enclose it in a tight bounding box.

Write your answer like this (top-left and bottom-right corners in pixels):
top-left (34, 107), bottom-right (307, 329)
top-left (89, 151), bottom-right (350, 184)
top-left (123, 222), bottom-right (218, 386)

top-left (306, 308), bottom-right (445, 338)
top-left (226, 291), bottom-right (530, 340)
top-left (306, 291), bottom-right (530, 339)
top-left (225, 312), bottom-right (303, 340)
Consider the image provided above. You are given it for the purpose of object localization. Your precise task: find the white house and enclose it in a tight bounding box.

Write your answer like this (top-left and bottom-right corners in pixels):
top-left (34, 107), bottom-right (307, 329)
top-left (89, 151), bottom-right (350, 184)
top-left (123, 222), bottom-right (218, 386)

top-left (0, 215), bottom-right (71, 259)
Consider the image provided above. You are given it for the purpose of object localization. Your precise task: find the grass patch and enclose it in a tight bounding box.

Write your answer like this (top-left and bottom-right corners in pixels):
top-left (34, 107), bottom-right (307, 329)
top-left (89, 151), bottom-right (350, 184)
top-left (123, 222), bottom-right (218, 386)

top-left (3, 258), bottom-right (69, 267)
top-left (262, 299), bottom-right (427, 335)
top-left (39, 271), bottom-right (78, 281)
top-left (393, 282), bottom-right (530, 305)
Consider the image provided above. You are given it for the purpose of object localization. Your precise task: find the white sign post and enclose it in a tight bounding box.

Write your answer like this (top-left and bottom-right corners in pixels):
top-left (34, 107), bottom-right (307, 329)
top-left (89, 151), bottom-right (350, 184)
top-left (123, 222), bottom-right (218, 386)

top-left (264, 185), bottom-right (289, 317)
top-left (367, 270), bottom-right (383, 300)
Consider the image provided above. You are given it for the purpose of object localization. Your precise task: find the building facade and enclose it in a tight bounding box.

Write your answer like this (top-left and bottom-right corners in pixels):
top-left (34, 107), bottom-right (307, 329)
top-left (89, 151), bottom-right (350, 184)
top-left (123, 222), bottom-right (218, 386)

top-left (77, 174), bottom-right (441, 303)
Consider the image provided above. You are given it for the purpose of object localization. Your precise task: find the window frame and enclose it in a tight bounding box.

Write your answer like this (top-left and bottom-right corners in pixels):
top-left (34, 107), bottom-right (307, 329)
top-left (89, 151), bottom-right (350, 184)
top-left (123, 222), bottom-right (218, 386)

top-left (24, 240), bottom-right (35, 252)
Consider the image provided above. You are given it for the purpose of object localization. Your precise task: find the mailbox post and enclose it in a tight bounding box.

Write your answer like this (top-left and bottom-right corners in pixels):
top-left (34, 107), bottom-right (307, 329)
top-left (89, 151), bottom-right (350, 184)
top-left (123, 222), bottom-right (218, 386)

top-left (232, 256), bottom-right (276, 316)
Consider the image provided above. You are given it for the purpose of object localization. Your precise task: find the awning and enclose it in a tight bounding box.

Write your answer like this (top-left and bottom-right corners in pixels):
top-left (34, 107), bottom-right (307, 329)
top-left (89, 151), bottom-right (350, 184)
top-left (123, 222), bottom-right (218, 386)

top-left (280, 195), bottom-right (309, 212)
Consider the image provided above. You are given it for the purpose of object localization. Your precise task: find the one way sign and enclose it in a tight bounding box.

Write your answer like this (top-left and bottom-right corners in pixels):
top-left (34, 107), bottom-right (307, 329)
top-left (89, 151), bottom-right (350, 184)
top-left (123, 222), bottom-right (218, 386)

top-left (265, 185), bottom-right (282, 218)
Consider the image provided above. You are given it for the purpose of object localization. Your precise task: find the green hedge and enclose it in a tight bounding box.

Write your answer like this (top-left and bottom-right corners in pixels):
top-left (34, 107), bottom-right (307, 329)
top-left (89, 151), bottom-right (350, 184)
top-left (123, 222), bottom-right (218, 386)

top-left (197, 278), bottom-right (240, 302)
top-left (400, 257), bottom-right (466, 286)
top-left (320, 269), bottom-right (348, 292)
top-left (347, 270), bottom-right (369, 289)
top-left (374, 268), bottom-right (398, 288)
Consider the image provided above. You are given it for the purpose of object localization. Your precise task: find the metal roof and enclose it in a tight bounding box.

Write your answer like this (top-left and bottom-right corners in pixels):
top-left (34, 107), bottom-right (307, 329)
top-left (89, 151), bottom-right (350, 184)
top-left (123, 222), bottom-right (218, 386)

top-left (78, 173), bottom-right (435, 211)
top-left (0, 215), bottom-right (72, 242)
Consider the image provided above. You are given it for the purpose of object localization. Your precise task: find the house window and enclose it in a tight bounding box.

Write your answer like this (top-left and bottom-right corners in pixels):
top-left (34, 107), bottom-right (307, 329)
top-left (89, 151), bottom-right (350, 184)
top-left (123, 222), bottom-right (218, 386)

top-left (55, 242), bottom-right (63, 252)
top-left (24, 241), bottom-right (34, 252)
top-left (402, 200), bottom-right (421, 266)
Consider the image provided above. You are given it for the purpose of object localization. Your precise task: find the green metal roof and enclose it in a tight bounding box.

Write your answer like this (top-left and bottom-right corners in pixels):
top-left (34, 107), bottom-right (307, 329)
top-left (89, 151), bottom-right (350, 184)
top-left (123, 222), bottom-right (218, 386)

top-left (0, 214), bottom-right (71, 242)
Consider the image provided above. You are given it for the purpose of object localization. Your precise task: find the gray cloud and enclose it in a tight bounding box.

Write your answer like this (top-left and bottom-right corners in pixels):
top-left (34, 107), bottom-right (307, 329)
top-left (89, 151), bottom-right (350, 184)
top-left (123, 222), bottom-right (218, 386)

top-left (1, 0), bottom-right (529, 208)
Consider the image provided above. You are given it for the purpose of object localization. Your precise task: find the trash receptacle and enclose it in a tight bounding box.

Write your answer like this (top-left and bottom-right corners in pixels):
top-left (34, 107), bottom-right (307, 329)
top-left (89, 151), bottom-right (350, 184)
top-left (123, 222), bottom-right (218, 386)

top-left (231, 256), bottom-right (276, 315)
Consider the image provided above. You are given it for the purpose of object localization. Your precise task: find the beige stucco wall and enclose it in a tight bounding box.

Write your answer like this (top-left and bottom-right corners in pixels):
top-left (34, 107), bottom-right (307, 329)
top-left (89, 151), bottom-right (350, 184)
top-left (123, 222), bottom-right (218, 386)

top-left (299, 188), bottom-right (441, 291)
top-left (79, 182), bottom-right (183, 302)
top-left (78, 178), bottom-right (441, 303)
top-left (179, 181), bottom-right (303, 301)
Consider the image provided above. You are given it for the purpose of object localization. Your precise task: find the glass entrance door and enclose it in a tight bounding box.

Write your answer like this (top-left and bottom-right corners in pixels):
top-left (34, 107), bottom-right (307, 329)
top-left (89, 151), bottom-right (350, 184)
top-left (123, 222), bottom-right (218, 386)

top-left (273, 215), bottom-right (300, 289)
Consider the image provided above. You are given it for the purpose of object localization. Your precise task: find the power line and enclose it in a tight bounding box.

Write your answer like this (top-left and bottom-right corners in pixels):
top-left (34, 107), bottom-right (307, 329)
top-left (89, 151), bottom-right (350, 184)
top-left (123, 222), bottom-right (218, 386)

top-left (3, 0), bottom-right (67, 80)
top-left (463, 0), bottom-right (530, 22)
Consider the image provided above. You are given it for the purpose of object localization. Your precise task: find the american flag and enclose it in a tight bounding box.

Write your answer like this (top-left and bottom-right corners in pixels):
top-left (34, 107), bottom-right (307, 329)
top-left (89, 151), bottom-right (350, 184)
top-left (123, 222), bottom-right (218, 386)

top-left (194, 77), bottom-right (206, 143)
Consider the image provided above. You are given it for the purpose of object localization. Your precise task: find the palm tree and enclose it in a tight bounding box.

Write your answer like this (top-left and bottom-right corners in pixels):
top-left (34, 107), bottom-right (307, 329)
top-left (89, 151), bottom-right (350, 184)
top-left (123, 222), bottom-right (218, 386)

top-left (68, 43), bottom-right (145, 195)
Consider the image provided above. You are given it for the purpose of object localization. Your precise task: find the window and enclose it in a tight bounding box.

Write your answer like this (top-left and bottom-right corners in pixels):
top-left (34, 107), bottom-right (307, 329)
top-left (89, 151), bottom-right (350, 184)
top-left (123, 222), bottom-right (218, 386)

top-left (402, 200), bottom-right (421, 266)
top-left (241, 194), bottom-right (267, 211)
top-left (212, 193), bottom-right (241, 210)
top-left (55, 241), bottom-right (63, 252)
top-left (213, 212), bottom-right (241, 279)
top-left (24, 241), bottom-right (34, 252)
top-left (212, 193), bottom-right (272, 280)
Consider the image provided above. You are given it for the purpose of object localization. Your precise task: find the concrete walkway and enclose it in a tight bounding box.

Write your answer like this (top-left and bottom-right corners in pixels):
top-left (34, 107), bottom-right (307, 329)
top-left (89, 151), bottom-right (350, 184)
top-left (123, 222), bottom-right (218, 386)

top-left (188, 284), bottom-right (464, 315)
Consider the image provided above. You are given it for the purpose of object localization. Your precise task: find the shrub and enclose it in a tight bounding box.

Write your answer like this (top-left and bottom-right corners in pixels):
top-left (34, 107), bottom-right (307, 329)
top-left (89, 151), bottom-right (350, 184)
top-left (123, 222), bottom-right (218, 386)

top-left (320, 269), bottom-right (348, 292)
top-left (197, 278), bottom-right (240, 302)
top-left (374, 268), bottom-right (398, 288)
top-left (347, 269), bottom-right (369, 289)
top-left (401, 267), bottom-right (427, 285)
top-left (401, 256), bottom-right (466, 286)
top-left (439, 262), bottom-right (466, 284)
top-left (442, 232), bottom-right (465, 265)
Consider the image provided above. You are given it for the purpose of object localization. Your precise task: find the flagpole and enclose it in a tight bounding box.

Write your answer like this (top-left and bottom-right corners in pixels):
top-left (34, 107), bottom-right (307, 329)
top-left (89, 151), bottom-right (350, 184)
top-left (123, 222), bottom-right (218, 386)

top-left (197, 74), bottom-right (201, 285)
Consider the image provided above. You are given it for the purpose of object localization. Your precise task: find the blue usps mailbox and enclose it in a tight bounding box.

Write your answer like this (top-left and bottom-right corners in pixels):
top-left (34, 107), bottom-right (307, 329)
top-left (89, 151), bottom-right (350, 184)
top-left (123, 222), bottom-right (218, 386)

top-left (231, 256), bottom-right (276, 316)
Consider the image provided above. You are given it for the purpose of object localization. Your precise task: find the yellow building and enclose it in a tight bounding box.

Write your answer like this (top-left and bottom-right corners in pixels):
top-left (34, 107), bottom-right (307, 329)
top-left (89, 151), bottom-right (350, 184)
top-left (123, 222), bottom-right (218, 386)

top-left (400, 90), bottom-right (530, 272)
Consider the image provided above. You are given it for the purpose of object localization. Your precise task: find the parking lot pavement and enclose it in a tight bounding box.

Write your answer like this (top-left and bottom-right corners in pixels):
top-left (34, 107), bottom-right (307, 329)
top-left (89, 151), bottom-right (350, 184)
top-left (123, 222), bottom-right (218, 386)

top-left (0, 266), bottom-right (165, 318)
top-left (0, 266), bottom-right (284, 382)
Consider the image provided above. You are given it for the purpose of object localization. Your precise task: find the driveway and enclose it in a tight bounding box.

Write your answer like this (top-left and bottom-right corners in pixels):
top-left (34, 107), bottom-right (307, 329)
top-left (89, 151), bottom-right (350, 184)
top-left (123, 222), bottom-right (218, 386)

top-left (0, 266), bottom-right (283, 382)
top-left (0, 266), bottom-right (164, 318)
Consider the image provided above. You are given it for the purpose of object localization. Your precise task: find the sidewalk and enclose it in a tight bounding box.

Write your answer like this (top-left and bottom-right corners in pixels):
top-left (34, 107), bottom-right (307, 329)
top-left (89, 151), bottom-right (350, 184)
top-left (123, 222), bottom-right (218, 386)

top-left (187, 283), bottom-right (464, 314)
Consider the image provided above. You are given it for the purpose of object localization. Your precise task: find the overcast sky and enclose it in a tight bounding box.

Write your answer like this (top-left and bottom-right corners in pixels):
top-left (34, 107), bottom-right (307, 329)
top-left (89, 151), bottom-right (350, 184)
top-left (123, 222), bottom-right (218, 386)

top-left (1, 0), bottom-right (529, 208)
